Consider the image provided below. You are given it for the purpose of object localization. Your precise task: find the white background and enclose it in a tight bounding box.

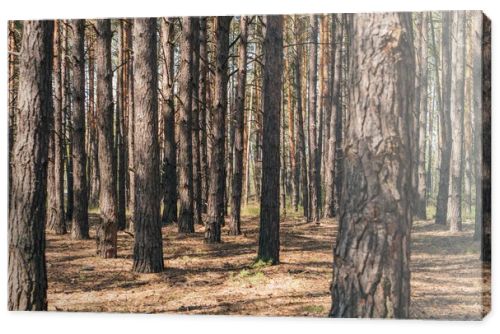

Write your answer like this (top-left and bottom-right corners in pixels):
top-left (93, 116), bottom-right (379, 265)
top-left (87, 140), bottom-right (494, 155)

top-left (1, 0), bottom-right (498, 333)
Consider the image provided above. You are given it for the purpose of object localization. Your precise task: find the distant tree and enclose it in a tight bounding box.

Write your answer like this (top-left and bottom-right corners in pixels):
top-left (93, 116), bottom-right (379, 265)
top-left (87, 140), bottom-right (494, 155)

top-left (96, 19), bottom-right (118, 258)
top-left (132, 18), bottom-right (164, 273)
top-left (69, 19), bottom-right (89, 240)
top-left (257, 15), bottom-right (284, 264)
top-left (9, 20), bottom-right (53, 311)
top-left (330, 13), bottom-right (415, 318)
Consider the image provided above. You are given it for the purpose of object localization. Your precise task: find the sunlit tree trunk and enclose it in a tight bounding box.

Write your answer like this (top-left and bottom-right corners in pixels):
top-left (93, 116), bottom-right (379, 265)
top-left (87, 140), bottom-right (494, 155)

top-left (330, 13), bottom-right (415, 318)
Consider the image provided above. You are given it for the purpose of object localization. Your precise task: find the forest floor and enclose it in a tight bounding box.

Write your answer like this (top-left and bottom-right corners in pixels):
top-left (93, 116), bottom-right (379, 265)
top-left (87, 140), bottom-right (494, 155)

top-left (46, 207), bottom-right (490, 319)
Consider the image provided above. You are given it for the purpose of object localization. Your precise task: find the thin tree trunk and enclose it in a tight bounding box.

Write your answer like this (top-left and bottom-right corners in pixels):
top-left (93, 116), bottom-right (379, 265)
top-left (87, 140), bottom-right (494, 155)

top-left (178, 17), bottom-right (195, 234)
top-left (117, 19), bottom-right (127, 231)
top-left (330, 13), bottom-right (415, 318)
top-left (160, 18), bottom-right (177, 225)
top-left (127, 21), bottom-right (136, 232)
top-left (230, 16), bottom-right (248, 235)
top-left (435, 12), bottom-right (453, 226)
top-left (416, 13), bottom-right (429, 219)
top-left (192, 18), bottom-right (203, 226)
top-left (69, 19), bottom-right (89, 240)
top-left (205, 16), bottom-right (231, 243)
top-left (132, 18), bottom-right (164, 273)
top-left (447, 11), bottom-right (466, 232)
top-left (9, 20), bottom-right (53, 311)
top-left (199, 17), bottom-right (209, 213)
top-left (307, 14), bottom-right (320, 224)
top-left (47, 21), bottom-right (66, 234)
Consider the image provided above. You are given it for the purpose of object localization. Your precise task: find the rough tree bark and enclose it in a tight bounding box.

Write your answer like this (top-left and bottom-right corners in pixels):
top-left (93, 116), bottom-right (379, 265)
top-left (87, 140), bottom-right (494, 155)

top-left (47, 21), bottom-right (66, 235)
top-left (9, 20), bottom-right (53, 311)
top-left (69, 19), bottom-right (89, 240)
top-left (230, 16), bottom-right (248, 235)
top-left (95, 19), bottom-right (118, 258)
top-left (257, 15), bottom-right (283, 264)
top-left (160, 18), bottom-right (177, 225)
top-left (330, 13), bottom-right (415, 318)
top-left (132, 18), bottom-right (164, 273)
top-left (178, 17), bottom-right (195, 234)
top-left (205, 16), bottom-right (231, 243)
top-left (447, 11), bottom-right (466, 232)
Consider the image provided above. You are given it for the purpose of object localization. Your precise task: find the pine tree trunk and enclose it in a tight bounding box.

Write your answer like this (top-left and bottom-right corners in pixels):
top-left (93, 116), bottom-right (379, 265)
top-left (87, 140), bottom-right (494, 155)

top-left (178, 17), bottom-right (195, 234)
top-left (160, 18), bottom-right (177, 225)
top-left (324, 15), bottom-right (342, 218)
top-left (230, 16), bottom-right (248, 235)
top-left (205, 16), bottom-right (231, 243)
top-left (127, 21), bottom-right (136, 232)
top-left (63, 21), bottom-right (74, 224)
top-left (472, 13), bottom-right (482, 240)
top-left (95, 19), bottom-right (118, 258)
top-left (307, 15), bottom-right (320, 224)
top-left (416, 14), bottom-right (428, 219)
top-left (191, 18), bottom-right (203, 226)
top-left (330, 13), bottom-right (415, 318)
top-left (480, 15), bottom-right (491, 262)
top-left (435, 12), bottom-right (453, 226)
top-left (9, 20), bottom-right (53, 311)
top-left (257, 15), bottom-right (283, 264)
top-left (447, 12), bottom-right (466, 232)
top-left (116, 19), bottom-right (127, 231)
top-left (47, 21), bottom-right (66, 235)
top-left (293, 16), bottom-right (309, 221)
top-left (132, 18), bottom-right (164, 273)
top-left (69, 19), bottom-right (89, 240)
top-left (199, 17), bottom-right (209, 213)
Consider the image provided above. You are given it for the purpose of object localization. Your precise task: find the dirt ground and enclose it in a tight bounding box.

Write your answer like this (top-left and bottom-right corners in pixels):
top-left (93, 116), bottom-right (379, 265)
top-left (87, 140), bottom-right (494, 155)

top-left (46, 210), bottom-right (490, 319)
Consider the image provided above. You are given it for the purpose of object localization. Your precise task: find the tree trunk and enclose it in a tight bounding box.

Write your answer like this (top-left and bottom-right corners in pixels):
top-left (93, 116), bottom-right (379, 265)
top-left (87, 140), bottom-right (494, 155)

top-left (205, 16), bottom-right (231, 243)
top-left (472, 13), bottom-right (482, 240)
top-left (416, 13), bottom-right (428, 219)
top-left (324, 14), bottom-right (342, 218)
top-left (95, 19), bottom-right (118, 258)
top-left (435, 12), bottom-right (453, 226)
top-left (132, 18), bottom-right (164, 273)
top-left (9, 20), bottom-right (53, 311)
top-left (116, 19), bottom-right (127, 231)
top-left (293, 16), bottom-right (309, 221)
top-left (69, 19), bottom-right (89, 240)
top-left (330, 13), bottom-right (415, 318)
top-left (178, 17), bottom-right (195, 234)
top-left (480, 15), bottom-right (491, 262)
top-left (257, 15), bottom-right (283, 264)
top-left (447, 11), bottom-right (466, 232)
top-left (191, 18), bottom-right (203, 226)
top-left (230, 16), bottom-right (248, 235)
top-left (199, 17), bottom-right (209, 213)
top-left (160, 18), bottom-right (177, 225)
top-left (127, 21), bottom-right (136, 232)
top-left (307, 14), bottom-right (320, 224)
top-left (47, 21), bottom-right (66, 235)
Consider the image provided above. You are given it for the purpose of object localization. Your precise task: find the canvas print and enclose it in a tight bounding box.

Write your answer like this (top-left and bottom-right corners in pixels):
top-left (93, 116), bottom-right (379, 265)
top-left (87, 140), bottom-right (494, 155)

top-left (7, 11), bottom-right (491, 319)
